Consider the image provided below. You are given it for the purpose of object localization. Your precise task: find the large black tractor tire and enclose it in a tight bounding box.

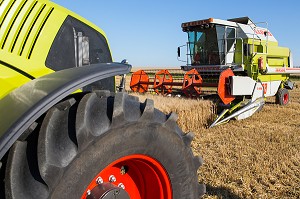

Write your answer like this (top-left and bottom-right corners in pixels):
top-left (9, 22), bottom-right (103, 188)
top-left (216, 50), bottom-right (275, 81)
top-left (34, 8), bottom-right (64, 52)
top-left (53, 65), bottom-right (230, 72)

top-left (276, 88), bottom-right (289, 105)
top-left (4, 91), bottom-right (205, 199)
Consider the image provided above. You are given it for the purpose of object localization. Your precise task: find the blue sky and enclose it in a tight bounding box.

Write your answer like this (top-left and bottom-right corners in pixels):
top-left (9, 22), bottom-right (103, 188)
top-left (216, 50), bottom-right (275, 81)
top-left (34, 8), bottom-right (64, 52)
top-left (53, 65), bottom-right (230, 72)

top-left (52, 0), bottom-right (299, 67)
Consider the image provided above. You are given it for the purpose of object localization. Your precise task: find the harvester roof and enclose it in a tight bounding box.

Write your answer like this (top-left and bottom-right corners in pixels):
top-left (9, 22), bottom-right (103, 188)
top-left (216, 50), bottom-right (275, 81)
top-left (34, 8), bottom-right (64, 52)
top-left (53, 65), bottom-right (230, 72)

top-left (227, 16), bottom-right (255, 25)
top-left (181, 16), bottom-right (277, 42)
top-left (182, 17), bottom-right (236, 31)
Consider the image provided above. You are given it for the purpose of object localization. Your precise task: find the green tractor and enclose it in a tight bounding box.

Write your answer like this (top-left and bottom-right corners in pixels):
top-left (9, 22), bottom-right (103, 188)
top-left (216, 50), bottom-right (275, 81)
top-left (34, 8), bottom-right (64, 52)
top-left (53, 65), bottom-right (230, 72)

top-left (0, 0), bottom-right (204, 198)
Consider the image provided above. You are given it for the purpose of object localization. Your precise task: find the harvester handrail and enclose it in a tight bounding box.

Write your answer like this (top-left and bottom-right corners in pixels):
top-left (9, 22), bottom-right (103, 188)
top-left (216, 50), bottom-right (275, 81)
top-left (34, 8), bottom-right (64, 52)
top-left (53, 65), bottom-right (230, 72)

top-left (249, 21), bottom-right (269, 54)
top-left (220, 37), bottom-right (244, 66)
top-left (250, 52), bottom-right (268, 66)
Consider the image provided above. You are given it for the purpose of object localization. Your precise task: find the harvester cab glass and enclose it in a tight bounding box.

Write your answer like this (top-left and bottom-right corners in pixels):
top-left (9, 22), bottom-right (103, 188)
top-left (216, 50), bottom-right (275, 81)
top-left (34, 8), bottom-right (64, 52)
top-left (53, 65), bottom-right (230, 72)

top-left (186, 24), bottom-right (236, 66)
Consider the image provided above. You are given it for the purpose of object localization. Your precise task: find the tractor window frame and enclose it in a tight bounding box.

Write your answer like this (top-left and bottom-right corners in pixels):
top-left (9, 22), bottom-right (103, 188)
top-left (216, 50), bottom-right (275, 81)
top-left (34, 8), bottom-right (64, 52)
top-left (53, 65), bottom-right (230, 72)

top-left (45, 16), bottom-right (112, 71)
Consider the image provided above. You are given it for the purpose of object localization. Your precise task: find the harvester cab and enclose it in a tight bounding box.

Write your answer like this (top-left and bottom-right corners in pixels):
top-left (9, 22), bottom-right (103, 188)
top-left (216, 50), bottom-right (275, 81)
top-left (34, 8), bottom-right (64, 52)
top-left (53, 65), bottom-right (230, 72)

top-left (131, 17), bottom-right (300, 127)
top-left (179, 17), bottom-right (293, 78)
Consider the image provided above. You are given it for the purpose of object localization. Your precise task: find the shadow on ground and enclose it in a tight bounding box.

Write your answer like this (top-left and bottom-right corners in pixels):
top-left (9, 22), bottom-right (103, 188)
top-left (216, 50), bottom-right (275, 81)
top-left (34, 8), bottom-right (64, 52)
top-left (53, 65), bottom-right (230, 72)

top-left (265, 101), bottom-right (277, 105)
top-left (204, 184), bottom-right (242, 199)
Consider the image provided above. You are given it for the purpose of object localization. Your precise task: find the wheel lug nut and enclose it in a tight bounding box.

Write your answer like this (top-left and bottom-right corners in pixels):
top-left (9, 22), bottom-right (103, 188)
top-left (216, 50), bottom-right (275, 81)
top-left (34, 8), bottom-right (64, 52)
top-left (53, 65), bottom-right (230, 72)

top-left (87, 189), bottom-right (91, 195)
top-left (109, 175), bottom-right (116, 182)
top-left (96, 176), bottom-right (103, 184)
top-left (118, 183), bottom-right (125, 189)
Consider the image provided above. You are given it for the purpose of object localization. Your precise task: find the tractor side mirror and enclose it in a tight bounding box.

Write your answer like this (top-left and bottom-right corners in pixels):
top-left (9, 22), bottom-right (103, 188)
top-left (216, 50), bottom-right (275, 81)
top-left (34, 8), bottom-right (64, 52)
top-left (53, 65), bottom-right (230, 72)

top-left (177, 47), bottom-right (181, 57)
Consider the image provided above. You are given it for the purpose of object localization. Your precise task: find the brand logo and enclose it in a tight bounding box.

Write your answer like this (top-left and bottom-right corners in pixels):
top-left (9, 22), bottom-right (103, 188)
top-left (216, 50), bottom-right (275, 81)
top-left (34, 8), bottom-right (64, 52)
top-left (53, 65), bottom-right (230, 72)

top-left (257, 83), bottom-right (268, 95)
top-left (255, 29), bottom-right (273, 37)
top-left (262, 83), bottom-right (268, 94)
top-left (275, 68), bottom-right (285, 73)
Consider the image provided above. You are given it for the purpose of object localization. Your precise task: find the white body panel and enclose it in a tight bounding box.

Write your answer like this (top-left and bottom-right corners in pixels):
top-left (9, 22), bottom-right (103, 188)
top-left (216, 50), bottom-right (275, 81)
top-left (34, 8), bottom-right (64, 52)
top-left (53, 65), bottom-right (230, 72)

top-left (266, 65), bottom-right (300, 74)
top-left (261, 81), bottom-right (281, 97)
top-left (230, 76), bottom-right (281, 97)
top-left (211, 18), bottom-right (238, 28)
top-left (251, 82), bottom-right (264, 101)
top-left (237, 24), bottom-right (277, 42)
top-left (290, 51), bottom-right (294, 68)
top-left (211, 18), bottom-right (278, 43)
top-left (225, 43), bottom-right (235, 65)
top-left (230, 76), bottom-right (256, 96)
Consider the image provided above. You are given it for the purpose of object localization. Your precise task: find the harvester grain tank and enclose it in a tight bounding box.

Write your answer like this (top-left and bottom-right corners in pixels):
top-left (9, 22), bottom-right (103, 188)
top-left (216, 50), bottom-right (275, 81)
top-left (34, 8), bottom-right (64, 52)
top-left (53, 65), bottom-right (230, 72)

top-left (0, 0), bottom-right (204, 198)
top-left (130, 17), bottom-right (299, 127)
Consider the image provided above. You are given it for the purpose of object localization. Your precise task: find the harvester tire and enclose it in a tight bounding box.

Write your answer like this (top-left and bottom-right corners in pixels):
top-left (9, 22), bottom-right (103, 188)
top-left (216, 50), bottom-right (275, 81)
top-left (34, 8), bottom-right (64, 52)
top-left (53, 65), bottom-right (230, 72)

top-left (276, 88), bottom-right (289, 105)
top-left (4, 91), bottom-right (205, 199)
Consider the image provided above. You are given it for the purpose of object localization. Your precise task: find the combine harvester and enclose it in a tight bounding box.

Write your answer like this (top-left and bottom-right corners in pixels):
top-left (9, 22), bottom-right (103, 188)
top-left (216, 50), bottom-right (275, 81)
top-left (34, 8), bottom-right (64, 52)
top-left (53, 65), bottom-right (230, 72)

top-left (130, 17), bottom-right (300, 127)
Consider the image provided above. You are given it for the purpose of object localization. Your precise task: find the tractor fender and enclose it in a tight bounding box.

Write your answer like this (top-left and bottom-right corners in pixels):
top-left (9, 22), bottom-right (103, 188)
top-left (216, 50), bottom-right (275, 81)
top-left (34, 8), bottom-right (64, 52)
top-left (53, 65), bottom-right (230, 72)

top-left (0, 63), bottom-right (131, 159)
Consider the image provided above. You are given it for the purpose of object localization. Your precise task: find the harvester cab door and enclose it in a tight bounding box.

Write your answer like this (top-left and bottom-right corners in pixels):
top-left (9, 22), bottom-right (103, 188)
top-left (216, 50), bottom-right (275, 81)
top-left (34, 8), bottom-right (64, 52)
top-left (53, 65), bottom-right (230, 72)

top-left (215, 25), bottom-right (236, 66)
top-left (224, 27), bottom-right (236, 65)
top-left (188, 31), bottom-right (203, 65)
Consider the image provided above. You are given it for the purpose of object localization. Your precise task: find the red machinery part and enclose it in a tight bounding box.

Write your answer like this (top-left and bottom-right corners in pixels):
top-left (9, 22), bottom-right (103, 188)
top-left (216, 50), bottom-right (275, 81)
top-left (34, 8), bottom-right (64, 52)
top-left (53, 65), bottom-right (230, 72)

top-left (217, 68), bottom-right (235, 105)
top-left (153, 70), bottom-right (173, 95)
top-left (258, 57), bottom-right (264, 70)
top-left (81, 154), bottom-right (172, 199)
top-left (276, 88), bottom-right (289, 105)
top-left (130, 70), bottom-right (150, 93)
top-left (182, 68), bottom-right (203, 98)
top-left (283, 92), bottom-right (289, 104)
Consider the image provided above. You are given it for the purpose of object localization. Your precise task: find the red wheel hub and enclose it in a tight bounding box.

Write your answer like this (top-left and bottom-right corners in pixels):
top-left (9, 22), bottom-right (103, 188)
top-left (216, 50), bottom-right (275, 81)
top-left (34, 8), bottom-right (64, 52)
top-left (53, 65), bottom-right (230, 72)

top-left (283, 93), bottom-right (289, 104)
top-left (81, 154), bottom-right (172, 199)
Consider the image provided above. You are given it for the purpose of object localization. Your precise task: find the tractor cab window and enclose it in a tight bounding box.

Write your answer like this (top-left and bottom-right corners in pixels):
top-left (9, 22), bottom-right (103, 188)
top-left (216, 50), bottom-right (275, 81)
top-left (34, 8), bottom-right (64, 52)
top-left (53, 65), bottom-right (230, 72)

top-left (45, 16), bottom-right (114, 92)
top-left (46, 16), bottom-right (112, 71)
top-left (187, 24), bottom-right (236, 65)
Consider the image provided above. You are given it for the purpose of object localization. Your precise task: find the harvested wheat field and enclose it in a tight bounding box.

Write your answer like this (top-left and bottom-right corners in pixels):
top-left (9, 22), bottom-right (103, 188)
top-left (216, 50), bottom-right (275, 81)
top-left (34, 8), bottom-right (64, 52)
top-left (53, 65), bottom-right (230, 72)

top-left (129, 81), bottom-right (300, 199)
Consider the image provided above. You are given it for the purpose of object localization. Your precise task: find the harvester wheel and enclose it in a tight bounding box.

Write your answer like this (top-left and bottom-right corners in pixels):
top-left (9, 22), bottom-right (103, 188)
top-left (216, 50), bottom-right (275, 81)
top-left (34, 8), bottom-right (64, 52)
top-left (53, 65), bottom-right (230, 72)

top-left (276, 88), bottom-right (289, 105)
top-left (4, 91), bottom-right (205, 198)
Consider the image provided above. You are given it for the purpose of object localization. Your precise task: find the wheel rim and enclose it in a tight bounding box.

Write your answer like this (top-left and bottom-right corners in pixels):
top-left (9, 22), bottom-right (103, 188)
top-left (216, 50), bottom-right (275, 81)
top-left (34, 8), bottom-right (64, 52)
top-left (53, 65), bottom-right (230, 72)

top-left (283, 93), bottom-right (289, 104)
top-left (81, 154), bottom-right (172, 199)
